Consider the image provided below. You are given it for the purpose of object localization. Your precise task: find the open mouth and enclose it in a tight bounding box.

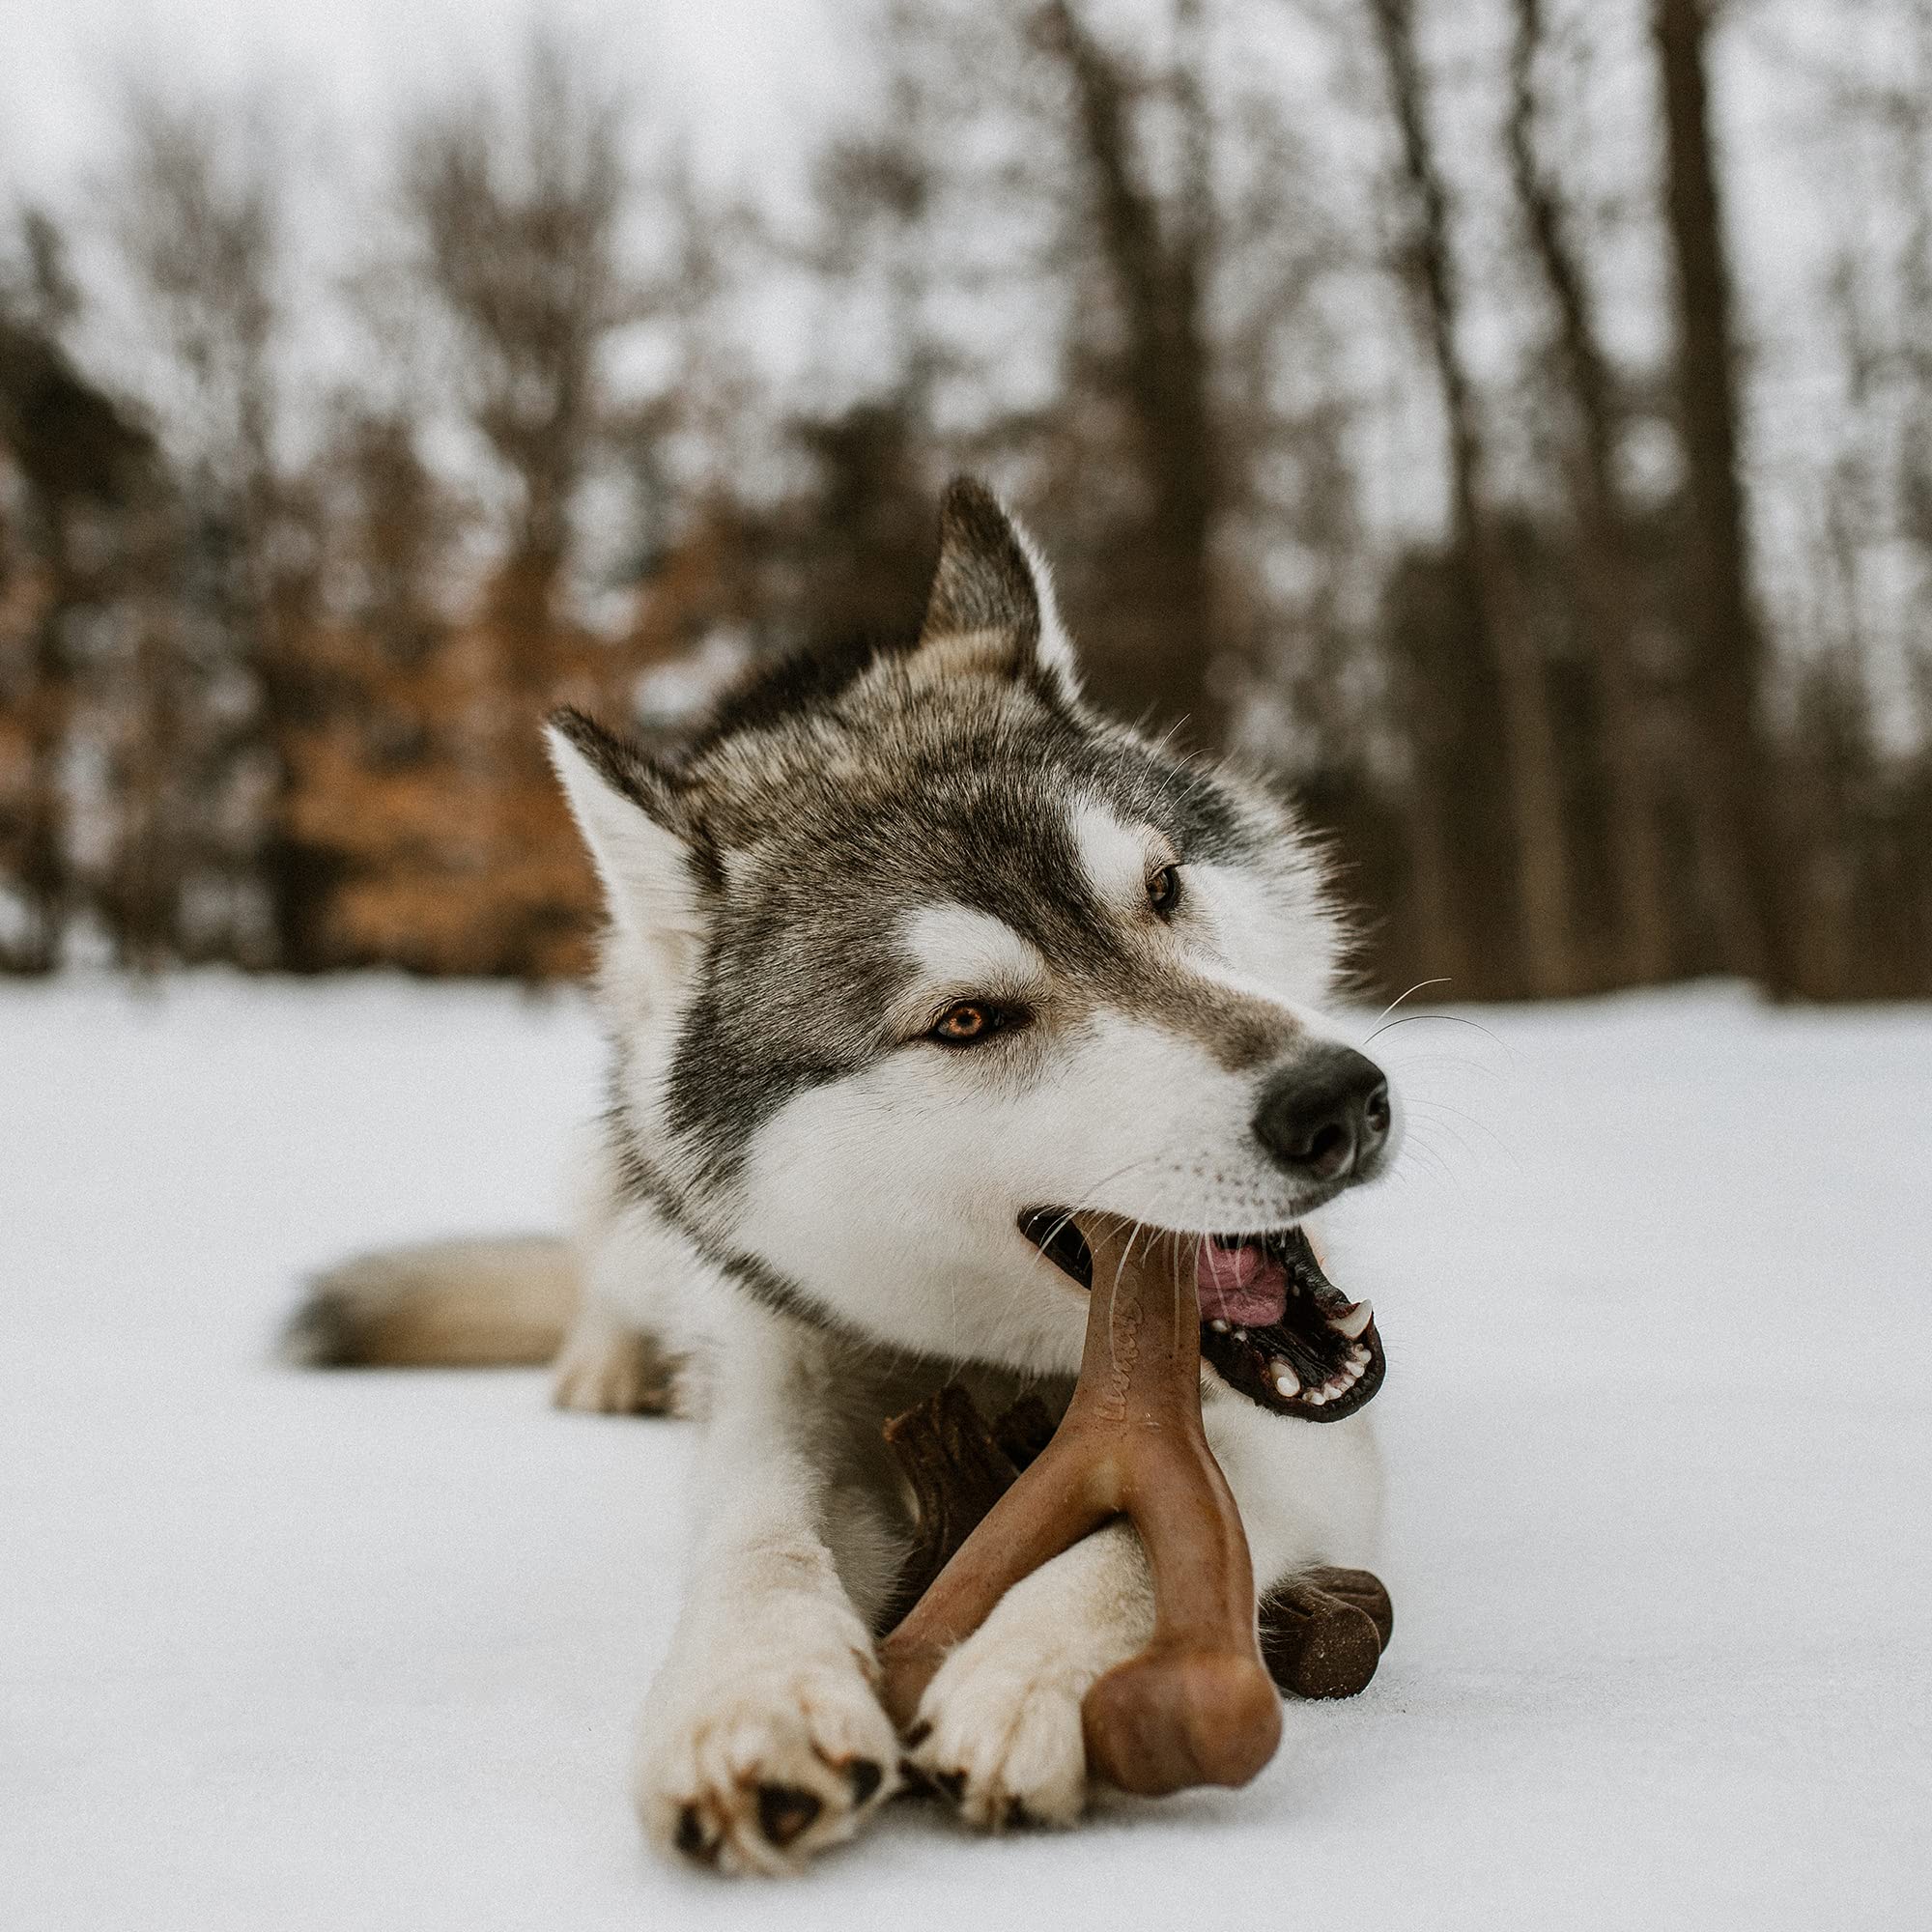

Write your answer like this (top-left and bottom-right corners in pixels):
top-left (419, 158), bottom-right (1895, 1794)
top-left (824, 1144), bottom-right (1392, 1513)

top-left (1019, 1211), bottom-right (1384, 1423)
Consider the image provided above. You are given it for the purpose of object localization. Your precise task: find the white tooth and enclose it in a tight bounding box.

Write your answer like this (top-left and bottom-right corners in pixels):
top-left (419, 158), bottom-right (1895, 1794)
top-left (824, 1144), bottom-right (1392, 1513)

top-left (1350, 1345), bottom-right (1370, 1368)
top-left (1271, 1359), bottom-right (1299, 1398)
top-left (1329, 1300), bottom-right (1373, 1341)
top-left (1234, 1328), bottom-right (1247, 1340)
top-left (1308, 1388), bottom-right (1328, 1406)
top-left (1210, 1319), bottom-right (1230, 1333)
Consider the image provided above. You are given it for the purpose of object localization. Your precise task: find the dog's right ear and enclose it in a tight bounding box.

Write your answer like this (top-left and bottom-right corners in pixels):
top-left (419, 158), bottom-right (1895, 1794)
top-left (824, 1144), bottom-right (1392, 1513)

top-left (911, 477), bottom-right (1079, 696)
top-left (546, 709), bottom-right (707, 975)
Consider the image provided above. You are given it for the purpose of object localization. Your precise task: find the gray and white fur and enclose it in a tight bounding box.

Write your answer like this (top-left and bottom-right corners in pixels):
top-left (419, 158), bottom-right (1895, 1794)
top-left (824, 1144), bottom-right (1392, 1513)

top-left (293, 479), bottom-right (1399, 1874)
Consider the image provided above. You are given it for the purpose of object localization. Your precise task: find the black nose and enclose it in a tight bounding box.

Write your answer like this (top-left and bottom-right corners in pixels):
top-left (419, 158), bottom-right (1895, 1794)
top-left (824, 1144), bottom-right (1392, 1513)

top-left (1253, 1045), bottom-right (1392, 1184)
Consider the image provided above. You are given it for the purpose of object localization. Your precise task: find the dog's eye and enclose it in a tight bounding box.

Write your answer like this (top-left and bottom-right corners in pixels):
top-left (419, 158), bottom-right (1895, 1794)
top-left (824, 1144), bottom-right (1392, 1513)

top-left (929, 1000), bottom-right (1018, 1046)
top-left (1148, 865), bottom-right (1182, 918)
top-left (932, 1002), bottom-right (992, 1044)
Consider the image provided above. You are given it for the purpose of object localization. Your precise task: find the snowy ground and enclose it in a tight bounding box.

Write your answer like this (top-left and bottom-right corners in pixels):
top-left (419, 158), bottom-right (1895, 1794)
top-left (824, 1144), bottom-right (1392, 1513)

top-left (2, 976), bottom-right (1927, 1930)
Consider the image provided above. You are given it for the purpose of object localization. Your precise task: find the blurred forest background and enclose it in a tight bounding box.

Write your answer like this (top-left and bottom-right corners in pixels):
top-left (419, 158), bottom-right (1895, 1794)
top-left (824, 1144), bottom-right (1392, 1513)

top-left (3, 0), bottom-right (1930, 998)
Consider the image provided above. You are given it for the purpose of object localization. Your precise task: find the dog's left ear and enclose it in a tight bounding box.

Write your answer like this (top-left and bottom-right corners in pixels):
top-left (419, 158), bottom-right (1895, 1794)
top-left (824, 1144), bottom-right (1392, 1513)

top-left (545, 707), bottom-right (709, 987)
top-left (911, 477), bottom-right (1079, 696)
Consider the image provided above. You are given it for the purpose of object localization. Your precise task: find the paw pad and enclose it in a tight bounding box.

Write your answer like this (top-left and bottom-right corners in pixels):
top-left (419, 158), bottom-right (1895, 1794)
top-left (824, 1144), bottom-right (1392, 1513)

top-left (673, 1804), bottom-right (719, 1865)
top-left (754, 1784), bottom-right (823, 1848)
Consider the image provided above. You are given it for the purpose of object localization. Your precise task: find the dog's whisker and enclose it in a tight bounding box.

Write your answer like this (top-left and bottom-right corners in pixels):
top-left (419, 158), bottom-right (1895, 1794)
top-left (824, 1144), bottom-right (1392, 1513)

top-left (1391, 1123), bottom-right (1457, 1182)
top-left (1363, 1012), bottom-right (1513, 1063)
top-left (1024, 1154), bottom-right (1167, 1269)
top-left (1401, 1095), bottom-right (1518, 1166)
top-left (1365, 978), bottom-right (1451, 1031)
top-left (1374, 1048), bottom-right (1504, 1083)
top-left (1177, 1230), bottom-right (1203, 1352)
top-left (1404, 1120), bottom-right (1476, 1174)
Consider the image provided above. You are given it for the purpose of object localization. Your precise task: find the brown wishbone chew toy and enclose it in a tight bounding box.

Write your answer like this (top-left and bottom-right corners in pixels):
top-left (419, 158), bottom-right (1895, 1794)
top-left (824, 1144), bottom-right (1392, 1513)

top-left (878, 1215), bottom-right (1283, 1796)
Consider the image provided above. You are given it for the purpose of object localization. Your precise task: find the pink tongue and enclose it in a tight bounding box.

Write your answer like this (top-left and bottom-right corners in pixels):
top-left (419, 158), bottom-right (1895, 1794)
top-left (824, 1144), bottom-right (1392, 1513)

top-left (1195, 1241), bottom-right (1289, 1328)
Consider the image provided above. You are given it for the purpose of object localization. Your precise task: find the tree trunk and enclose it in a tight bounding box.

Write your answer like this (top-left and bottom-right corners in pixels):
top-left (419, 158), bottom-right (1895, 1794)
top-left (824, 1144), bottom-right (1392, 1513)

top-left (1370, 0), bottom-right (1575, 995)
top-left (1652, 0), bottom-right (1790, 992)
top-left (1037, 0), bottom-right (1222, 740)
top-left (1506, 0), bottom-right (1672, 984)
top-left (14, 596), bottom-right (71, 974)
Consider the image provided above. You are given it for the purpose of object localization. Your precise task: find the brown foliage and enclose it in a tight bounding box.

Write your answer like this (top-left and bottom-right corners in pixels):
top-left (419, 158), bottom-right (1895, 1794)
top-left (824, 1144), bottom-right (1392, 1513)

top-left (281, 595), bottom-right (663, 979)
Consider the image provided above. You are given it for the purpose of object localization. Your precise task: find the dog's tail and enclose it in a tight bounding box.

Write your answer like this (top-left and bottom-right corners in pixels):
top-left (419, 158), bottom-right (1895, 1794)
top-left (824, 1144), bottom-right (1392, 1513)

top-left (281, 1235), bottom-right (578, 1369)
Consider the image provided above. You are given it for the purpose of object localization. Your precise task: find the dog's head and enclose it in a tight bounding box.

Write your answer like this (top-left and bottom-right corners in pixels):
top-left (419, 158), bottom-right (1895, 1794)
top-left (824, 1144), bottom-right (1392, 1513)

top-left (553, 479), bottom-right (1395, 1414)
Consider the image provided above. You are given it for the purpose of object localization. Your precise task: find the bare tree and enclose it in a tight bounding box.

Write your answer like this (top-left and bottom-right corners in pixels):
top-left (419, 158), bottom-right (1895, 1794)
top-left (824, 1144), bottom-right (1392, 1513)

top-left (1368, 0), bottom-right (1576, 994)
top-left (1033, 0), bottom-right (1224, 738)
top-left (1876, 0), bottom-right (1932, 808)
top-left (321, 402), bottom-right (459, 664)
top-left (105, 87), bottom-right (327, 966)
top-left (114, 100), bottom-right (279, 506)
top-left (396, 35), bottom-right (631, 627)
top-left (14, 0), bottom-right (1923, 998)
top-left (1652, 0), bottom-right (1789, 992)
top-left (1505, 0), bottom-right (1671, 983)
top-left (0, 213), bottom-right (154, 970)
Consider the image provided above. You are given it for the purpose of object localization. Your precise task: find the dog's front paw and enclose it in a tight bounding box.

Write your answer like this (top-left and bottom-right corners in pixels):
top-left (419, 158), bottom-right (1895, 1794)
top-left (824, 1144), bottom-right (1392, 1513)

top-left (906, 1626), bottom-right (1094, 1831)
top-left (637, 1650), bottom-right (898, 1874)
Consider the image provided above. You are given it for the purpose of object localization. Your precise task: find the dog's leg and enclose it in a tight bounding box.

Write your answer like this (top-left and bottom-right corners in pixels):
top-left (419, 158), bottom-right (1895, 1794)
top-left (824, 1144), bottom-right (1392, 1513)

top-left (635, 1314), bottom-right (899, 1874)
top-left (550, 1297), bottom-right (678, 1414)
top-left (550, 1202), bottom-right (695, 1415)
top-left (905, 1517), bottom-right (1152, 1828)
top-left (551, 1141), bottom-right (715, 1415)
top-left (909, 1397), bottom-right (1385, 1828)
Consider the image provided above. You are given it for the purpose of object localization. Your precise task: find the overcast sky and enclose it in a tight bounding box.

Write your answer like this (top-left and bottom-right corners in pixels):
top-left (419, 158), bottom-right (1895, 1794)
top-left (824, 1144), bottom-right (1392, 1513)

top-left (0, 0), bottom-right (847, 198)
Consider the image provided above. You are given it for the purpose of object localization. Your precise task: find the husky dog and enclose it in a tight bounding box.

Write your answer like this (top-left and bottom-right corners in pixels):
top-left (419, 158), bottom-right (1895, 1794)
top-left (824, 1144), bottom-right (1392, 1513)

top-left (292, 479), bottom-right (1397, 1874)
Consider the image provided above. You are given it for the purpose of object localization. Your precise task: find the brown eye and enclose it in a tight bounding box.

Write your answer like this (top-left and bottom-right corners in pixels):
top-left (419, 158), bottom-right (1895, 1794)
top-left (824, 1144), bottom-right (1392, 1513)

top-left (929, 1000), bottom-right (1028, 1046)
top-left (1149, 864), bottom-right (1181, 918)
top-left (932, 1001), bottom-right (992, 1044)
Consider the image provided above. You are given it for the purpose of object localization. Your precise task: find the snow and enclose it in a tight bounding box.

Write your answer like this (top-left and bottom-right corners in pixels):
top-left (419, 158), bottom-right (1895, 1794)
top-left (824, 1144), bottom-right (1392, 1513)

top-left (2, 975), bottom-right (1928, 1929)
